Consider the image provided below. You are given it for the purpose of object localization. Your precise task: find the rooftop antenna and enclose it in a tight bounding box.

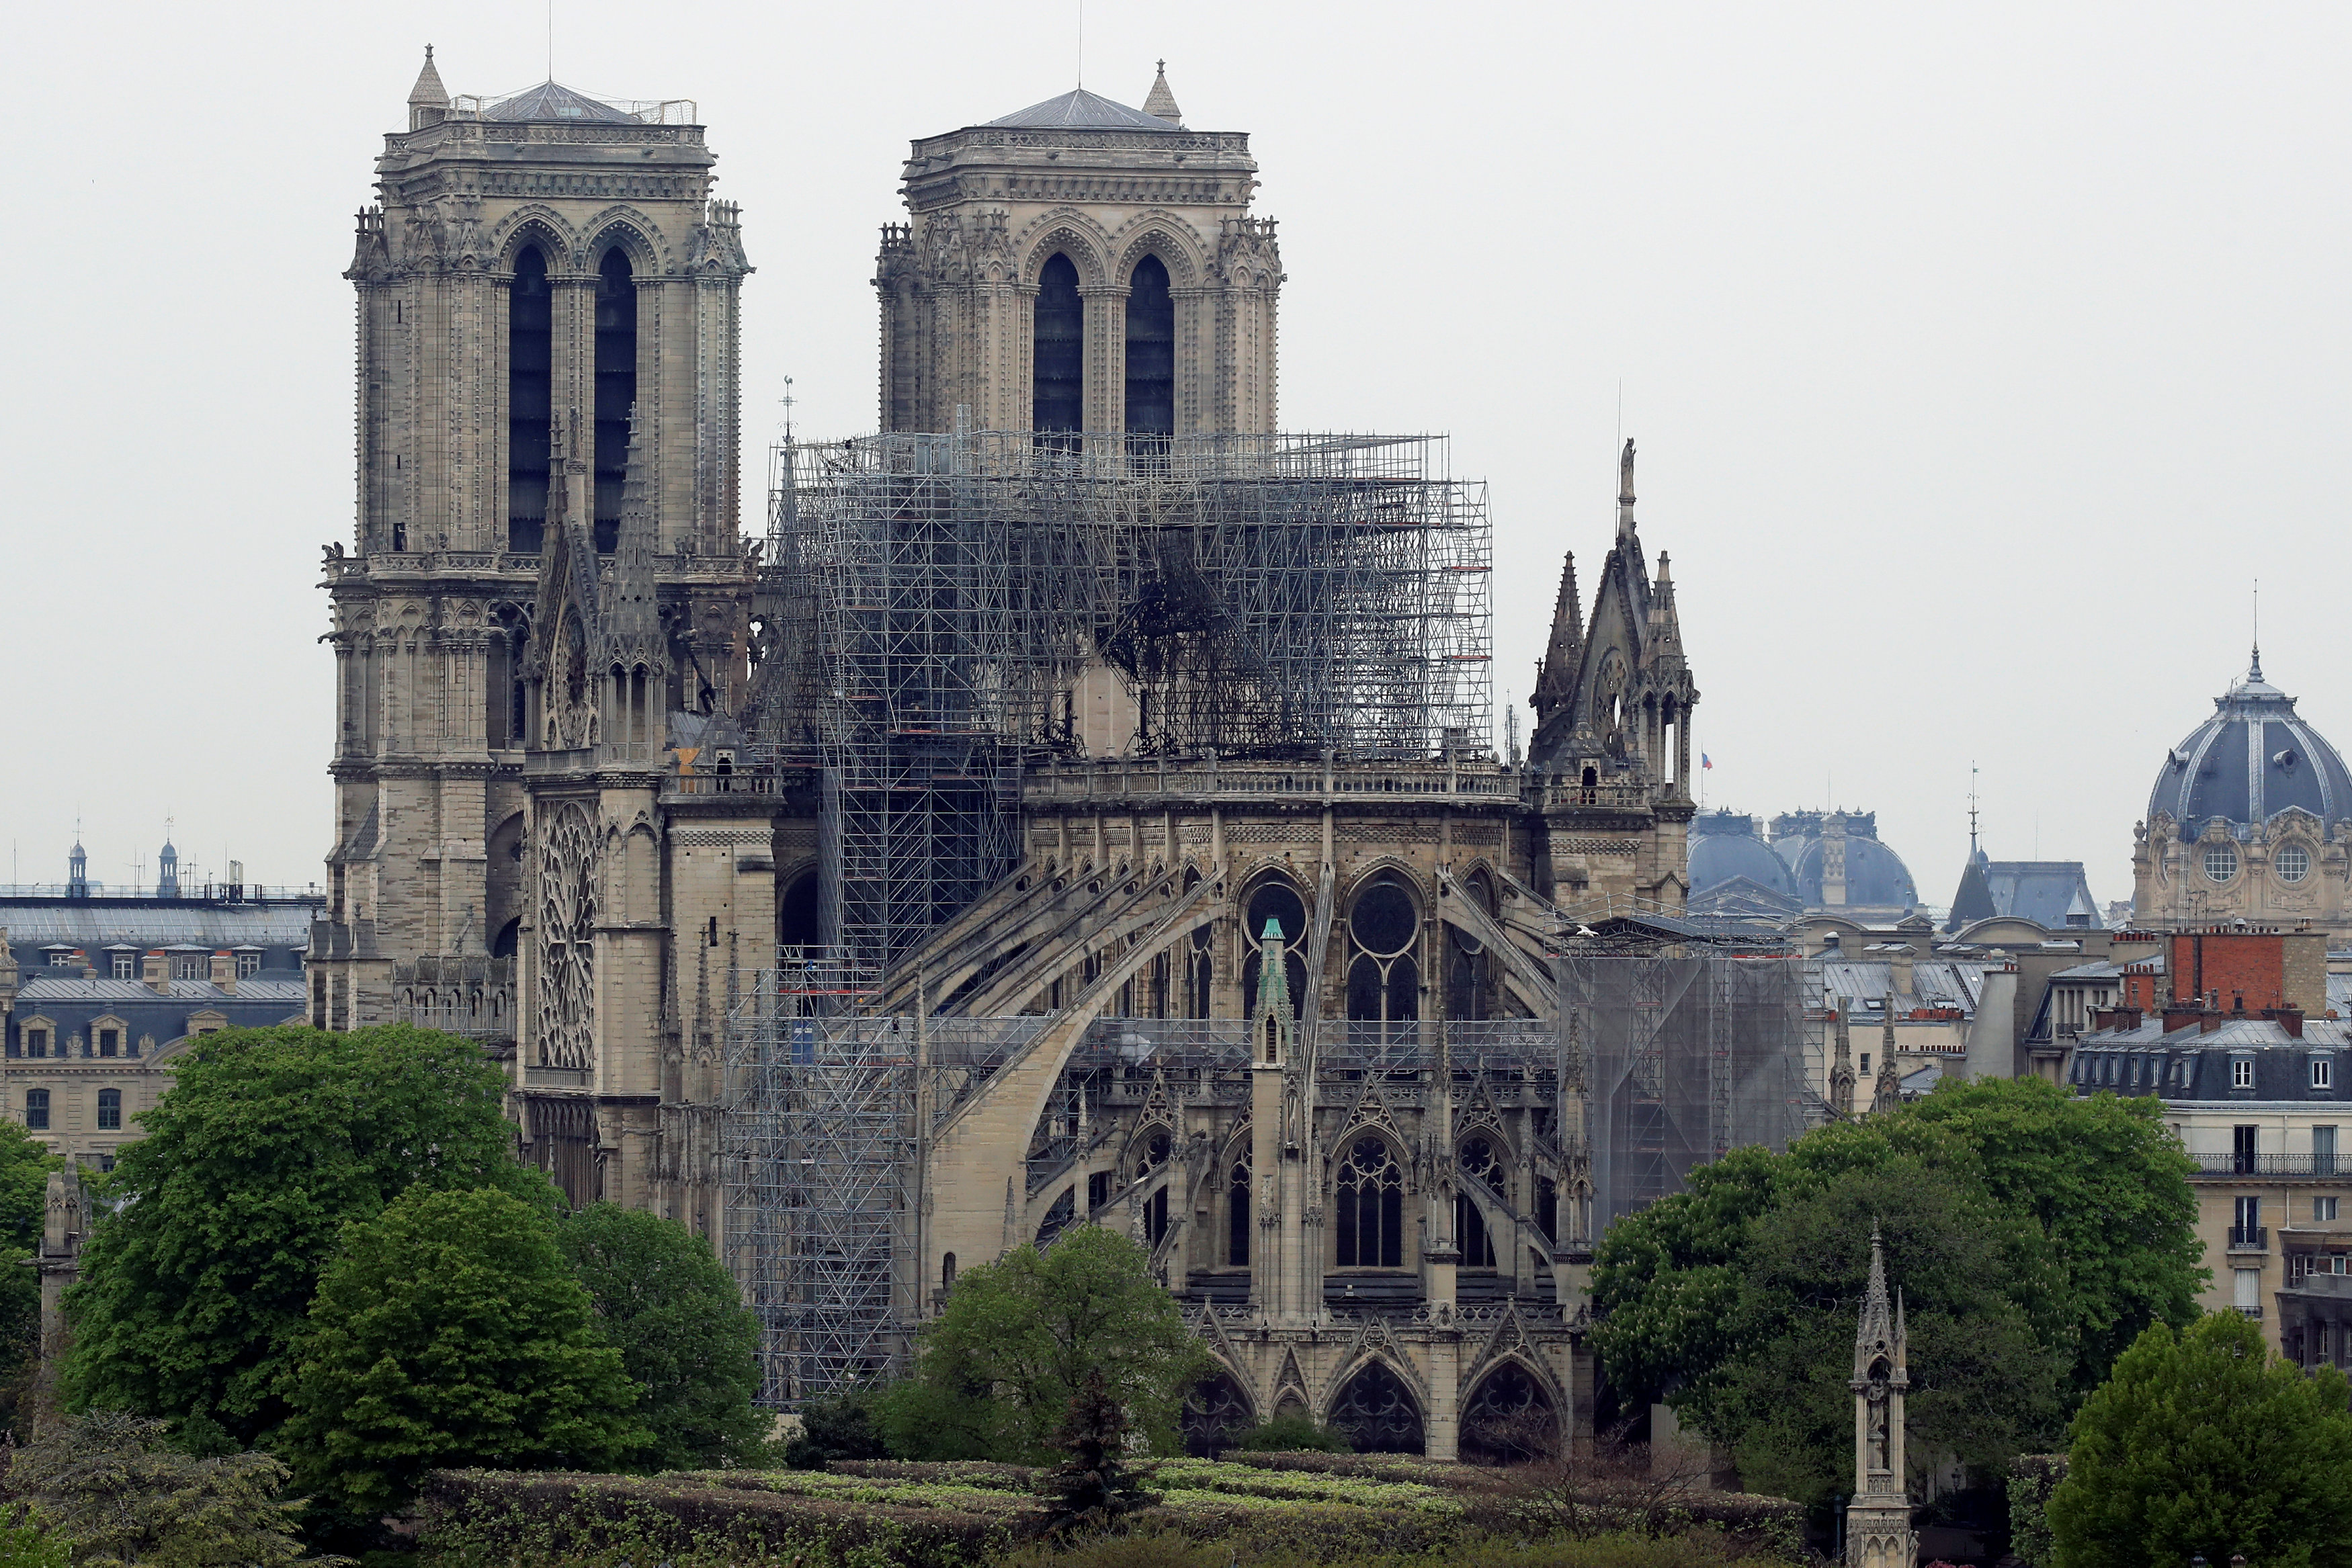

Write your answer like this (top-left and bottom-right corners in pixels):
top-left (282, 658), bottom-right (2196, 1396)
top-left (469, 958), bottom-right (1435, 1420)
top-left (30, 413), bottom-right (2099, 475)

top-left (1968, 762), bottom-right (1979, 859)
top-left (1076, 0), bottom-right (1084, 87)
top-left (546, 0), bottom-right (554, 81)
top-left (781, 375), bottom-right (795, 443)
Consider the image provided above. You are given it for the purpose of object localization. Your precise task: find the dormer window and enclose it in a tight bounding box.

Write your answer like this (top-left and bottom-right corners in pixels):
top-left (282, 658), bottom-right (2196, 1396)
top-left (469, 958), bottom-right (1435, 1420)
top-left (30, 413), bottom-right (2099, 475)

top-left (2315, 1056), bottom-right (2335, 1091)
top-left (2233, 1056), bottom-right (2256, 1090)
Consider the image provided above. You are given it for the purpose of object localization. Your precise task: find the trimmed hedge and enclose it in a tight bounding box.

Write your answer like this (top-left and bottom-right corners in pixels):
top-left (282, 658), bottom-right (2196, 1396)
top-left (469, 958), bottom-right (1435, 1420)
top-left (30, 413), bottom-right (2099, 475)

top-left (416, 1469), bottom-right (1022, 1567)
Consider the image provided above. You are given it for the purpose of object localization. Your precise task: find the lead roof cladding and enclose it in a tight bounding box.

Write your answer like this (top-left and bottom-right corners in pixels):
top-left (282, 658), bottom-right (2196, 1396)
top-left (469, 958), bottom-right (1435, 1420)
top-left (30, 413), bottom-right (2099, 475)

top-left (986, 87), bottom-right (1181, 132)
top-left (1688, 812), bottom-right (1799, 900)
top-left (2149, 654), bottom-right (2352, 833)
top-left (482, 81), bottom-right (642, 124)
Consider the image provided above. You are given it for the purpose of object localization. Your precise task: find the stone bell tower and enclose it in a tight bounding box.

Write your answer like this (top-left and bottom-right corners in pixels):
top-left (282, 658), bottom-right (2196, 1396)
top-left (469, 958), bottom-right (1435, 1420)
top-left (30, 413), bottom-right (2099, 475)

top-left (1845, 1225), bottom-right (1916, 1568)
top-left (311, 48), bottom-right (752, 1044)
top-left (876, 62), bottom-right (1281, 437)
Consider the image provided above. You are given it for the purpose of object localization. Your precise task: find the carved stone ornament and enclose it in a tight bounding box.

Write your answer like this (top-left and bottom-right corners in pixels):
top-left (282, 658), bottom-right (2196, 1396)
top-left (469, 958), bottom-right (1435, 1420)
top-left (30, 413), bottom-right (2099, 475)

top-left (536, 801), bottom-right (599, 1069)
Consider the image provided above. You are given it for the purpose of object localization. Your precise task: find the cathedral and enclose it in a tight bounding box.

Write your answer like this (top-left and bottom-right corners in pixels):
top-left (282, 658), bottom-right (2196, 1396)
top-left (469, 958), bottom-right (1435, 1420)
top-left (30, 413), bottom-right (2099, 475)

top-left (312, 53), bottom-right (1705, 1459)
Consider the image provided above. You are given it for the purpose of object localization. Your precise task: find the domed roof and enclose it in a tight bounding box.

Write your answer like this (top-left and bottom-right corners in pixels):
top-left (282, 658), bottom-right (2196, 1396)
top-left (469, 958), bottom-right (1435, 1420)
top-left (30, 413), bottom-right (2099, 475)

top-left (1766, 811), bottom-right (1919, 910)
top-left (2148, 652), bottom-right (2352, 832)
top-left (1689, 812), bottom-right (1797, 900)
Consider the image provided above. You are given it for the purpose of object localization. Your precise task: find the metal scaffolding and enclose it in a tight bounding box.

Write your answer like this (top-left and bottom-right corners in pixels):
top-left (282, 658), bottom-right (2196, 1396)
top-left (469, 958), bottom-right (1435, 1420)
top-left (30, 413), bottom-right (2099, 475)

top-left (728, 430), bottom-right (1495, 1404)
top-left (722, 951), bottom-right (909, 1405)
top-left (1558, 947), bottom-right (1812, 1230)
top-left (756, 431), bottom-right (1493, 972)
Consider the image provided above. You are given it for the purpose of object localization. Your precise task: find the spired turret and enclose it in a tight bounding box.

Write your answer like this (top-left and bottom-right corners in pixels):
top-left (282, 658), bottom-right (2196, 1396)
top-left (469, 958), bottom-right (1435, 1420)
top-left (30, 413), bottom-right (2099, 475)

top-left (1845, 1226), bottom-right (1916, 1568)
top-left (1525, 441), bottom-right (1701, 912)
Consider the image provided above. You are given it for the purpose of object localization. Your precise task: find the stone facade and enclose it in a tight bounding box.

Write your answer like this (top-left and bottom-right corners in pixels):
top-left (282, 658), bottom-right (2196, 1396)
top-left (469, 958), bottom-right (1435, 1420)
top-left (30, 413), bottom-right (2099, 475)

top-left (876, 72), bottom-right (1279, 438)
top-left (309, 54), bottom-right (773, 1238)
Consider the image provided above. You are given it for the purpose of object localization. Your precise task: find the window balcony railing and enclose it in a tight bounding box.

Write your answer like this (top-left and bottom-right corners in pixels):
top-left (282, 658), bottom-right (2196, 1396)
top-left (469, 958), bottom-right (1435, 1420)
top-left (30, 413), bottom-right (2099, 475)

top-left (2230, 1225), bottom-right (2270, 1250)
top-left (2190, 1153), bottom-right (2341, 1177)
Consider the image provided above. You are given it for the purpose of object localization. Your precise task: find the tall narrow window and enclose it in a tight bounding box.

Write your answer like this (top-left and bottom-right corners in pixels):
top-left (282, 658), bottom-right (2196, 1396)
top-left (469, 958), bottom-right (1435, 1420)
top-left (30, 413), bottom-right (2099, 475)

top-left (593, 247), bottom-right (636, 554)
top-left (507, 247), bottom-right (552, 552)
top-left (1124, 255), bottom-right (1174, 443)
top-left (1228, 1158), bottom-right (1251, 1266)
top-left (24, 1091), bottom-right (47, 1131)
top-left (1034, 253), bottom-right (1083, 438)
top-left (97, 1089), bottom-right (122, 1131)
top-left (1335, 1135), bottom-right (1404, 1268)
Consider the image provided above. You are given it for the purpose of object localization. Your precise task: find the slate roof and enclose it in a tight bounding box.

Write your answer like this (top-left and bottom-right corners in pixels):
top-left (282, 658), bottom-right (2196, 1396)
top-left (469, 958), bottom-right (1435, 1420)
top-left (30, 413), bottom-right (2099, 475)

top-left (2072, 1014), bottom-right (2352, 1101)
top-left (2148, 655), bottom-right (2352, 831)
top-left (1819, 959), bottom-right (1988, 1015)
top-left (988, 88), bottom-right (1179, 132)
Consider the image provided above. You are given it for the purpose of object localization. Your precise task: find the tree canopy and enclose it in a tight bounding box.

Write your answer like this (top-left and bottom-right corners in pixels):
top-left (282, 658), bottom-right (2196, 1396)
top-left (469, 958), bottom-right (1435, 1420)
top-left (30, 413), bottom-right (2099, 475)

top-left (2048, 1313), bottom-right (2352, 1568)
top-left (881, 1225), bottom-right (1206, 1463)
top-left (284, 1184), bottom-right (645, 1529)
top-left (558, 1202), bottom-right (767, 1470)
top-left (62, 1025), bottom-right (543, 1446)
top-left (1591, 1078), bottom-right (2200, 1503)
top-left (9, 1409), bottom-right (309, 1568)
top-left (0, 1121), bottom-right (62, 1254)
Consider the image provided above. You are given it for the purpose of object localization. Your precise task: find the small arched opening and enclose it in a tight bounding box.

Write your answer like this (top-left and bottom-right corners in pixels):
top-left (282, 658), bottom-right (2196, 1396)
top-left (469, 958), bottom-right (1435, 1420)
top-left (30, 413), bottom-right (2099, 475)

top-left (1460, 1361), bottom-right (1556, 1465)
top-left (1184, 1368), bottom-right (1255, 1456)
top-left (1328, 1360), bottom-right (1423, 1454)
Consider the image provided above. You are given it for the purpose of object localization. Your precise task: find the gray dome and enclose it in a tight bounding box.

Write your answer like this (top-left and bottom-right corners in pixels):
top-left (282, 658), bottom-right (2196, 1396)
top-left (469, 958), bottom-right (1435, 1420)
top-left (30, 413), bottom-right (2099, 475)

top-left (1689, 812), bottom-right (1797, 900)
top-left (2148, 654), bottom-right (2352, 833)
top-left (1767, 813), bottom-right (1919, 910)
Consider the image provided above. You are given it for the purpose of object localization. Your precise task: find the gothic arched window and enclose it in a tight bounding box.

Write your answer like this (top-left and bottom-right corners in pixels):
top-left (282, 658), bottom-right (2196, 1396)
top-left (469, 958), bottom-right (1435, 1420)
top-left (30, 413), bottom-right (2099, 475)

top-left (1125, 255), bottom-right (1174, 442)
top-left (1347, 874), bottom-right (1420, 1028)
top-left (1034, 253), bottom-right (1084, 438)
top-left (1335, 1135), bottom-right (1404, 1268)
top-left (507, 246), bottom-right (553, 552)
top-left (593, 247), bottom-right (637, 554)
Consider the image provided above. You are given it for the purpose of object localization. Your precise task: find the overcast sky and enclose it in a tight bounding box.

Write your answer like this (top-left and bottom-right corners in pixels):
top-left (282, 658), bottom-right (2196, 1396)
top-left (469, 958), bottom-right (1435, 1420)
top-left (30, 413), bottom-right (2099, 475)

top-left (5, 1), bottom-right (2345, 904)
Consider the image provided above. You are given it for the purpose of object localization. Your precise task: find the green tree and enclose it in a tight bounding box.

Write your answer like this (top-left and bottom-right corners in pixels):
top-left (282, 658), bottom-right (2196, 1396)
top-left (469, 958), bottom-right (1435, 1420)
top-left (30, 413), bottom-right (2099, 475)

top-left (2049, 1313), bottom-right (2352, 1568)
top-left (880, 1225), bottom-right (1207, 1463)
top-left (1686, 1145), bottom-right (2062, 1505)
top-left (283, 1185), bottom-right (645, 1530)
top-left (0, 1122), bottom-right (65, 1252)
top-left (1908, 1078), bottom-right (2202, 1397)
top-left (557, 1203), bottom-right (765, 1470)
top-left (1594, 1095), bottom-right (2162, 1504)
top-left (62, 1025), bottom-right (542, 1446)
top-left (9, 1409), bottom-right (310, 1567)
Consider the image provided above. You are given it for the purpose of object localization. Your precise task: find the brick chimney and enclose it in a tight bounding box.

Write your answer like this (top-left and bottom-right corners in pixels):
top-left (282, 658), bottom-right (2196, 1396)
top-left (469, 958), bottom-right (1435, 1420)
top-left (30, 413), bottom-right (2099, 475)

top-left (2263, 1006), bottom-right (2306, 1039)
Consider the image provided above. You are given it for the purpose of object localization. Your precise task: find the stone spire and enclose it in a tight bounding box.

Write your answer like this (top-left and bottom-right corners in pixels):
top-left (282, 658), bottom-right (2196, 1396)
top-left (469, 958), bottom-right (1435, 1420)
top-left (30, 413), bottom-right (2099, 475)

top-left (1645, 551), bottom-right (1685, 666)
top-left (1874, 1004), bottom-right (1902, 1112)
top-left (1532, 552), bottom-right (1583, 723)
top-left (1142, 60), bottom-right (1183, 125)
top-left (408, 45), bottom-right (450, 131)
top-left (1845, 1224), bottom-right (1915, 1567)
top-left (603, 405), bottom-right (665, 673)
top-left (1616, 437), bottom-right (1638, 542)
top-left (1252, 917), bottom-right (1293, 1065)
